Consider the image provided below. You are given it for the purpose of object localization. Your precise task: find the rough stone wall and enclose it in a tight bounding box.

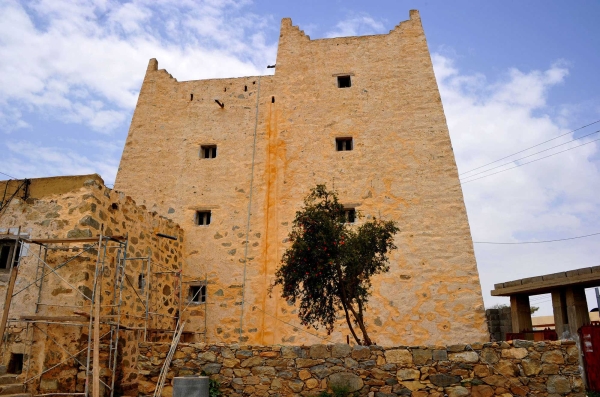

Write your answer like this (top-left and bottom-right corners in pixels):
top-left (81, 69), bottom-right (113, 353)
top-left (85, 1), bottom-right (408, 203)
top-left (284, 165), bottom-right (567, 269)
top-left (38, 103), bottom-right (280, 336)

top-left (137, 340), bottom-right (584, 397)
top-left (0, 175), bottom-right (185, 395)
top-left (486, 308), bottom-right (512, 342)
top-left (115, 10), bottom-right (488, 346)
top-left (115, 61), bottom-right (276, 344)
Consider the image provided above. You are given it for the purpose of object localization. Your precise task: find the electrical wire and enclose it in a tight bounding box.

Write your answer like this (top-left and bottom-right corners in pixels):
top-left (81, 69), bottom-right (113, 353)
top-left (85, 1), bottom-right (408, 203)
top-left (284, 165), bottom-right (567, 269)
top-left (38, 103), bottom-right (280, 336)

top-left (460, 119), bottom-right (600, 176)
top-left (0, 170), bottom-right (17, 179)
top-left (461, 137), bottom-right (600, 184)
top-left (473, 231), bottom-right (600, 245)
top-left (460, 129), bottom-right (599, 181)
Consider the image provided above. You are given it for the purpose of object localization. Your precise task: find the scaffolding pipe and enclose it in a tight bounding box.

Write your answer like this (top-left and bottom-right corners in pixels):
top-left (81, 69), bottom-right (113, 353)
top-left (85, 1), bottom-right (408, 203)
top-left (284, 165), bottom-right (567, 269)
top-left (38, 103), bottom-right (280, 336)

top-left (84, 232), bottom-right (103, 397)
top-left (34, 244), bottom-right (44, 314)
top-left (1, 227), bottom-right (185, 397)
top-left (16, 248), bottom-right (93, 301)
top-left (204, 273), bottom-right (208, 343)
top-left (25, 322), bottom-right (32, 383)
top-left (31, 325), bottom-right (111, 391)
top-left (110, 238), bottom-right (128, 397)
top-left (144, 251), bottom-right (151, 342)
top-left (16, 244), bottom-right (97, 298)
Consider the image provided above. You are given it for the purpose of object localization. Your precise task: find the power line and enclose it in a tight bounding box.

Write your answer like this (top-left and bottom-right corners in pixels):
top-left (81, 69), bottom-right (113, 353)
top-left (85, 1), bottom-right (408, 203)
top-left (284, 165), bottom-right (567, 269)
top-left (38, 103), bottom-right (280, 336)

top-left (461, 137), bottom-right (600, 184)
top-left (473, 231), bottom-right (600, 245)
top-left (0, 170), bottom-right (17, 179)
top-left (460, 119), bottom-right (600, 176)
top-left (460, 129), bottom-right (599, 181)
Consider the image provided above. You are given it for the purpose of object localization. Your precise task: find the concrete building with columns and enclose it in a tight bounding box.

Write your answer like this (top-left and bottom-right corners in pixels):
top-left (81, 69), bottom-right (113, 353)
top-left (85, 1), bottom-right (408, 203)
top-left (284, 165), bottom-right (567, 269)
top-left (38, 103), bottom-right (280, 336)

top-left (491, 266), bottom-right (600, 338)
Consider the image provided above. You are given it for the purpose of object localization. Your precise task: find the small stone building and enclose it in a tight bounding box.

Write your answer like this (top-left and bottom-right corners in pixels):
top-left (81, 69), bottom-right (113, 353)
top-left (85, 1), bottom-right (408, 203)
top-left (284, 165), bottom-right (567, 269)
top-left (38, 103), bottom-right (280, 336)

top-left (0, 175), bottom-right (189, 396)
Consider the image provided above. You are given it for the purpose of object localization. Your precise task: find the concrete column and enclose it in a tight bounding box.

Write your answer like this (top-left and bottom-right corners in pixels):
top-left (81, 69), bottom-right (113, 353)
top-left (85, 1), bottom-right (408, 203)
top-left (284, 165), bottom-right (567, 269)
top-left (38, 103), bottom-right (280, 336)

top-left (565, 286), bottom-right (590, 336)
top-left (551, 289), bottom-right (569, 337)
top-left (510, 294), bottom-right (532, 333)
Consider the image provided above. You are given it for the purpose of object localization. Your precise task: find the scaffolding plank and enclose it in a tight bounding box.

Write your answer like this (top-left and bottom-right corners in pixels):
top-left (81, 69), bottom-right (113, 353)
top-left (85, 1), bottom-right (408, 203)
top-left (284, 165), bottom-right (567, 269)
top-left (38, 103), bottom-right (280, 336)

top-left (72, 311), bottom-right (120, 319)
top-left (20, 315), bottom-right (87, 322)
top-left (28, 236), bottom-right (125, 244)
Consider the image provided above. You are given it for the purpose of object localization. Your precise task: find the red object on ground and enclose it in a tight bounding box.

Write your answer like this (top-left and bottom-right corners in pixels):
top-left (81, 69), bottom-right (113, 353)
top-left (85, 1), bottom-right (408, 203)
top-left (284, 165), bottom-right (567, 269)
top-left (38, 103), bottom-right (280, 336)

top-left (579, 323), bottom-right (600, 392)
top-left (506, 329), bottom-right (558, 342)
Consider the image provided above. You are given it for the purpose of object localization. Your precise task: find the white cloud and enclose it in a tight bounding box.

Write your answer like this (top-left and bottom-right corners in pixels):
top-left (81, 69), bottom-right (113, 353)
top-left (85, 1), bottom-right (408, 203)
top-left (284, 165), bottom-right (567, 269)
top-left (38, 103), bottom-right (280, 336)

top-left (325, 13), bottom-right (386, 38)
top-left (4, 140), bottom-right (121, 184)
top-left (433, 54), bottom-right (600, 314)
top-left (0, 0), bottom-right (277, 133)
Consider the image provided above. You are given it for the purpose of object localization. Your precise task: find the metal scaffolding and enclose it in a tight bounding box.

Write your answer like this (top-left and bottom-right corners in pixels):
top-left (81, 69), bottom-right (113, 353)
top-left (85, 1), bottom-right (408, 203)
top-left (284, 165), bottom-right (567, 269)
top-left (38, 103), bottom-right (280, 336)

top-left (0, 229), bottom-right (128, 397)
top-left (0, 227), bottom-right (208, 397)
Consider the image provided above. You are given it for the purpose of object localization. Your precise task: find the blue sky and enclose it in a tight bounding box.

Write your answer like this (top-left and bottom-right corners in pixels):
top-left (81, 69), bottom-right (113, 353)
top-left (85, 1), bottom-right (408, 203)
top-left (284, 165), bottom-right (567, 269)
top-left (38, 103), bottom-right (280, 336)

top-left (1, 0), bottom-right (599, 316)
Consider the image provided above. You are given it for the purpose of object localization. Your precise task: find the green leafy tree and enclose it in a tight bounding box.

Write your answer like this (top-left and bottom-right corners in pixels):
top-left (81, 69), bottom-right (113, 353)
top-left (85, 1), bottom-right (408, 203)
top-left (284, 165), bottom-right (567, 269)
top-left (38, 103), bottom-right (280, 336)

top-left (271, 185), bottom-right (399, 345)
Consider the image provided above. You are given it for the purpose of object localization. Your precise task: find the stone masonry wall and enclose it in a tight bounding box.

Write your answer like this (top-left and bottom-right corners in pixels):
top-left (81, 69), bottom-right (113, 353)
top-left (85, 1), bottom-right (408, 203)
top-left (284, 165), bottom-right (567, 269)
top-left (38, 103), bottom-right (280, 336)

top-left (0, 175), bottom-right (185, 395)
top-left (137, 340), bottom-right (584, 397)
top-left (115, 9), bottom-right (488, 347)
top-left (486, 308), bottom-right (512, 342)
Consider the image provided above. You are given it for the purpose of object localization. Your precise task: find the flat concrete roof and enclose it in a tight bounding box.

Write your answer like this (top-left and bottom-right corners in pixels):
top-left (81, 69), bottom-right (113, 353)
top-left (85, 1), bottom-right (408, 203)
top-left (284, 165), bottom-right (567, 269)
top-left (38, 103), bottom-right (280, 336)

top-left (491, 266), bottom-right (600, 296)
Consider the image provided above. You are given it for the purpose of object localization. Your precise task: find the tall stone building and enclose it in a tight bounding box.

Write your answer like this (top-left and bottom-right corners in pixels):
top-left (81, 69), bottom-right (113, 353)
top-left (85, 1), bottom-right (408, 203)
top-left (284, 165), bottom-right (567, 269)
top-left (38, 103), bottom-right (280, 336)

top-left (115, 10), bottom-right (488, 345)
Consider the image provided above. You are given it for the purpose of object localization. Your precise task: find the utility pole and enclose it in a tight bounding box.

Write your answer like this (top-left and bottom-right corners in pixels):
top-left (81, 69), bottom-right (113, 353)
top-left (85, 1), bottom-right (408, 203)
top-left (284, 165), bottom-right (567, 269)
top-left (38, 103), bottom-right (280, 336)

top-left (596, 287), bottom-right (600, 312)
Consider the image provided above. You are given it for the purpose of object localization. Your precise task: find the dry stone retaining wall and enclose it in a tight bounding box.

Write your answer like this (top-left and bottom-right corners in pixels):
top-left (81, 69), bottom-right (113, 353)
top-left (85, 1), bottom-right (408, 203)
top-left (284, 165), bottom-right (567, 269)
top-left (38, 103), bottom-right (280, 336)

top-left (137, 340), bottom-right (584, 397)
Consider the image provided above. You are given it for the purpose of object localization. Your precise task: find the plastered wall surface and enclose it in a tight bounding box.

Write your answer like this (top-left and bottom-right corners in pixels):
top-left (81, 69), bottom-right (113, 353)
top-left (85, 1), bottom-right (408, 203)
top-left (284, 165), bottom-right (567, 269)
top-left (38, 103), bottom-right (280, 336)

top-left (115, 10), bottom-right (488, 346)
top-left (0, 176), bottom-right (184, 394)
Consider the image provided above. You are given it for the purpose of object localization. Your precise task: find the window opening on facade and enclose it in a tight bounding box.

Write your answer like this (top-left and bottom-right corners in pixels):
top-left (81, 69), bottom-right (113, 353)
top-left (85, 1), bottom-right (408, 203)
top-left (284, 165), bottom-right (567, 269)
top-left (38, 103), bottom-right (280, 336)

top-left (244, 85), bottom-right (247, 92)
top-left (200, 145), bottom-right (217, 159)
top-left (336, 137), bottom-right (353, 151)
top-left (190, 94), bottom-right (193, 101)
top-left (188, 284), bottom-right (206, 303)
top-left (0, 242), bottom-right (20, 270)
top-left (138, 274), bottom-right (146, 291)
top-left (7, 353), bottom-right (23, 374)
top-left (344, 208), bottom-right (356, 224)
top-left (271, 96), bottom-right (275, 103)
top-left (196, 211), bottom-right (211, 226)
top-left (337, 75), bottom-right (351, 88)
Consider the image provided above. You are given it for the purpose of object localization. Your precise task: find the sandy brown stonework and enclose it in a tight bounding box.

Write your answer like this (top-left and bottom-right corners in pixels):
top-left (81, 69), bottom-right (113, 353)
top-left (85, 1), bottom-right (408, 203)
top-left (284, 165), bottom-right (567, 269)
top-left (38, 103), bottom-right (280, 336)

top-left (137, 339), bottom-right (584, 397)
top-left (0, 175), bottom-right (184, 395)
top-left (115, 10), bottom-right (488, 345)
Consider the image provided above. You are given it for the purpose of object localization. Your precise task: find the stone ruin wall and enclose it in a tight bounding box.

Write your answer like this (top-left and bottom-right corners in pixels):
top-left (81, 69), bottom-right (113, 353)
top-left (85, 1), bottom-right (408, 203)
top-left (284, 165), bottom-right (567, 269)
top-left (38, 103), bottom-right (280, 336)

top-left (137, 340), bottom-right (584, 397)
top-left (0, 176), bottom-right (185, 395)
top-left (115, 9), bottom-right (489, 347)
top-left (486, 308), bottom-right (513, 342)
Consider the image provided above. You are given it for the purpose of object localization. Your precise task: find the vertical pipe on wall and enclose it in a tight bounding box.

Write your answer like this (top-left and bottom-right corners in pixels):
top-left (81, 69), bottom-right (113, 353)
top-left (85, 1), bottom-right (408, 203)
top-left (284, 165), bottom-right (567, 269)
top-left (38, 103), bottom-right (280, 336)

top-left (239, 75), bottom-right (262, 341)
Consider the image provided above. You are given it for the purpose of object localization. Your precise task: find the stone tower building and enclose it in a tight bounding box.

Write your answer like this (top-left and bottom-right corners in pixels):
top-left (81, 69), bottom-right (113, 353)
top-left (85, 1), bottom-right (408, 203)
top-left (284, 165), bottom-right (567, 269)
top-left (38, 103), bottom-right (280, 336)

top-left (115, 10), bottom-right (488, 346)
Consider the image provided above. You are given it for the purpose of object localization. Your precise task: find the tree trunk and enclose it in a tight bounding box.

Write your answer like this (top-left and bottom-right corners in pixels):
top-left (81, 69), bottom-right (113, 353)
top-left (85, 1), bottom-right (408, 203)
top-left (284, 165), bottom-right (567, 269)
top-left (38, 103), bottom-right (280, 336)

top-left (356, 299), bottom-right (372, 345)
top-left (335, 263), bottom-right (362, 345)
top-left (340, 297), bottom-right (361, 345)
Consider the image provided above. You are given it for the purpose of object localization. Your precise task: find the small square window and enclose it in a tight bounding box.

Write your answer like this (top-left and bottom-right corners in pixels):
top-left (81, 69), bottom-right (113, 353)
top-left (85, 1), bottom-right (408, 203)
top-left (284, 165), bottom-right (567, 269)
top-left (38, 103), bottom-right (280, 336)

top-left (0, 242), bottom-right (20, 270)
top-left (200, 145), bottom-right (217, 159)
top-left (196, 211), bottom-right (211, 226)
top-left (7, 353), bottom-right (23, 374)
top-left (337, 76), bottom-right (351, 88)
top-left (188, 284), bottom-right (206, 303)
top-left (344, 208), bottom-right (356, 224)
top-left (336, 137), bottom-right (353, 151)
top-left (138, 274), bottom-right (146, 292)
